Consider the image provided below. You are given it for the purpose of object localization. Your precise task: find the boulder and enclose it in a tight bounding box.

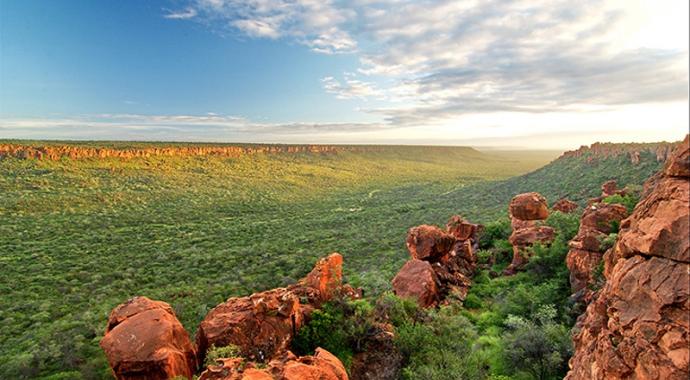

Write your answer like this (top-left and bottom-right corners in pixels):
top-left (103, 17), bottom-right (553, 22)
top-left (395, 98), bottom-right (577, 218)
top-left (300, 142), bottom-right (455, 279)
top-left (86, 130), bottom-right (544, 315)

top-left (99, 296), bottom-right (197, 380)
top-left (508, 226), bottom-right (555, 247)
top-left (566, 136), bottom-right (690, 380)
top-left (200, 348), bottom-right (348, 380)
top-left (579, 203), bottom-right (628, 234)
top-left (552, 198), bottom-right (579, 213)
top-left (445, 215), bottom-right (480, 241)
top-left (601, 180), bottom-right (618, 197)
top-left (391, 259), bottom-right (440, 307)
top-left (509, 192), bottom-right (549, 220)
top-left (405, 225), bottom-right (455, 262)
top-left (196, 288), bottom-right (303, 363)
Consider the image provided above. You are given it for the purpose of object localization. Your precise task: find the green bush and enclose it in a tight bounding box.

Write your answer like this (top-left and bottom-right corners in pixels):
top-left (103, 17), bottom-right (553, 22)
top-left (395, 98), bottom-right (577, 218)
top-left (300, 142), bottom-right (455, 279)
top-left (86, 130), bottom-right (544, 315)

top-left (602, 193), bottom-right (639, 213)
top-left (479, 218), bottom-right (512, 249)
top-left (204, 344), bottom-right (241, 367)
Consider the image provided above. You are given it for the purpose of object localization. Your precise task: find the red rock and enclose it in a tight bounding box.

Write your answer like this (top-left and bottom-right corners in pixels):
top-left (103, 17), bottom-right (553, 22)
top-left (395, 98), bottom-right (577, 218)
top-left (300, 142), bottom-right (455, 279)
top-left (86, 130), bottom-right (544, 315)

top-left (601, 180), bottom-right (618, 197)
top-left (200, 348), bottom-right (348, 380)
top-left (509, 192), bottom-right (549, 220)
top-left (391, 259), bottom-right (440, 307)
top-left (99, 297), bottom-right (197, 380)
top-left (552, 198), bottom-right (579, 213)
top-left (196, 288), bottom-right (303, 363)
top-left (405, 225), bottom-right (455, 262)
top-left (664, 134), bottom-right (689, 177)
top-left (565, 249), bottom-right (603, 294)
top-left (566, 140), bottom-right (690, 380)
top-left (580, 203), bottom-right (628, 234)
top-left (294, 253), bottom-right (343, 304)
top-left (445, 215), bottom-right (480, 241)
top-left (508, 226), bottom-right (555, 247)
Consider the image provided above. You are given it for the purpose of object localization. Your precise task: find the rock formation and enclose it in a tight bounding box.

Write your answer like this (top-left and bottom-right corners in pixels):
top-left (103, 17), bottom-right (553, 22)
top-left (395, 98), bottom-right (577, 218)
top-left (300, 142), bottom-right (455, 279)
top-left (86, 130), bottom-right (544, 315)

top-left (504, 192), bottom-right (555, 275)
top-left (566, 135), bottom-right (689, 379)
top-left (101, 253), bottom-right (356, 379)
top-left (566, 198), bottom-right (629, 302)
top-left (99, 297), bottom-right (198, 380)
top-left (392, 216), bottom-right (479, 307)
top-left (552, 198), bottom-right (579, 213)
top-left (559, 141), bottom-right (677, 164)
top-left (196, 253), bottom-right (354, 364)
top-left (199, 348), bottom-right (348, 380)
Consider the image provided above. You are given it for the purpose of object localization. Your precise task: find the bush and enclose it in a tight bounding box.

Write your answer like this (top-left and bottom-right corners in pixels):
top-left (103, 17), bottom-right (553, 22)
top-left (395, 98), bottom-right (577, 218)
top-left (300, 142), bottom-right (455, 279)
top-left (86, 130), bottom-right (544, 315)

top-left (502, 305), bottom-right (572, 380)
top-left (204, 344), bottom-right (241, 367)
top-left (602, 193), bottom-right (639, 213)
top-left (397, 307), bottom-right (485, 380)
top-left (292, 298), bottom-right (376, 368)
top-left (479, 219), bottom-right (512, 249)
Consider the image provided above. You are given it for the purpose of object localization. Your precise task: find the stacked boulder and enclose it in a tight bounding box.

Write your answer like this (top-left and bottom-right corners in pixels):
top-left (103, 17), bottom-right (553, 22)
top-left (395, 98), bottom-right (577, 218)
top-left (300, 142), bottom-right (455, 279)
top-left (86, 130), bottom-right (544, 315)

top-left (566, 195), bottom-right (628, 302)
top-left (101, 253), bottom-right (355, 380)
top-left (566, 135), bottom-right (689, 379)
top-left (392, 216), bottom-right (480, 307)
top-left (503, 192), bottom-right (555, 275)
top-left (99, 297), bottom-right (198, 380)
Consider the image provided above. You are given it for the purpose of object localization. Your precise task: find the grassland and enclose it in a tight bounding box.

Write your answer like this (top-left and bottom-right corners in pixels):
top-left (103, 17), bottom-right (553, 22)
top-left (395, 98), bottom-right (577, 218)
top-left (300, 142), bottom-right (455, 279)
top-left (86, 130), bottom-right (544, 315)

top-left (0, 142), bottom-right (666, 379)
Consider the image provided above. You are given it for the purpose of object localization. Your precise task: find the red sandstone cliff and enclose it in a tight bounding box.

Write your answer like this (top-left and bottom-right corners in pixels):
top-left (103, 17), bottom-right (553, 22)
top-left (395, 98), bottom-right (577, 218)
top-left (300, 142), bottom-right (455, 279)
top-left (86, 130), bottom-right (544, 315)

top-left (566, 135), bottom-right (689, 379)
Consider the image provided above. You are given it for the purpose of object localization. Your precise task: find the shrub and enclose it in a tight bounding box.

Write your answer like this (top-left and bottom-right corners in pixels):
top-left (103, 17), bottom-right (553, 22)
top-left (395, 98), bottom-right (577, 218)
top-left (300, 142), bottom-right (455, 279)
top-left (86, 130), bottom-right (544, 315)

top-left (204, 344), bottom-right (241, 367)
top-left (479, 219), bottom-right (512, 249)
top-left (602, 193), bottom-right (639, 213)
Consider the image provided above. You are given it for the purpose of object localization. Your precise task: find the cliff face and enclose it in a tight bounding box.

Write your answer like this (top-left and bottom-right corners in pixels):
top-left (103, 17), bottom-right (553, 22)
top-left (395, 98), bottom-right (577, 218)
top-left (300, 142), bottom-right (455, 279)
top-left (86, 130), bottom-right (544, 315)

top-left (559, 141), bottom-right (677, 165)
top-left (566, 135), bottom-right (689, 379)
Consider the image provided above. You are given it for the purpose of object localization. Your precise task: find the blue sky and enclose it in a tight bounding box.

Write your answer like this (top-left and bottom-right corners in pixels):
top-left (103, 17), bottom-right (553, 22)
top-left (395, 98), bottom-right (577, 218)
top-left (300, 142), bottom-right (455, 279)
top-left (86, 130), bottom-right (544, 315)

top-left (1, 0), bottom-right (688, 148)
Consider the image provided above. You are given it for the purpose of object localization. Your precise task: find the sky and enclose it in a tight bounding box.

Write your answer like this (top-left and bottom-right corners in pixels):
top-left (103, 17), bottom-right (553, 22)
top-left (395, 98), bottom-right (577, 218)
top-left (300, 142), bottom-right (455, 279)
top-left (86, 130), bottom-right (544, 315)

top-left (0, 0), bottom-right (688, 149)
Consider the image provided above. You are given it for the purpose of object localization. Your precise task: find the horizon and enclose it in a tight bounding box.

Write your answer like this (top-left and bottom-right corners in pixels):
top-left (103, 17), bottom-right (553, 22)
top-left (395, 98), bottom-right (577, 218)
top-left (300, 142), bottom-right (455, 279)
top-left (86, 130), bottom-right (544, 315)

top-left (1, 0), bottom-right (688, 149)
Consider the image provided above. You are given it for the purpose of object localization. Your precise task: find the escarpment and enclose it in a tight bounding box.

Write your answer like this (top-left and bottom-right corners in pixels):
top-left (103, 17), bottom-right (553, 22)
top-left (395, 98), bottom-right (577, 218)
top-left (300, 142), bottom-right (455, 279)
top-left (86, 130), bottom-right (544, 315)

top-left (100, 253), bottom-right (357, 380)
top-left (392, 215), bottom-right (480, 307)
top-left (566, 135), bottom-right (690, 380)
top-left (559, 141), bottom-right (677, 165)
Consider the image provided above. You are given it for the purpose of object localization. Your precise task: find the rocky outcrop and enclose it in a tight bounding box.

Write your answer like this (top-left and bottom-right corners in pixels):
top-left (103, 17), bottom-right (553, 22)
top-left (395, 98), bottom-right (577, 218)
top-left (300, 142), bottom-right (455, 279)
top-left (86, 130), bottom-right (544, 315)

top-left (566, 135), bottom-right (690, 380)
top-left (392, 216), bottom-right (479, 307)
top-left (101, 253), bottom-right (357, 379)
top-left (504, 192), bottom-right (555, 275)
top-left (196, 287), bottom-right (304, 364)
top-left (552, 198), bottom-right (579, 213)
top-left (350, 323), bottom-right (403, 380)
top-left (199, 348), bottom-right (348, 380)
top-left (197, 253), bottom-right (354, 364)
top-left (566, 201), bottom-right (628, 300)
top-left (587, 180), bottom-right (629, 205)
top-left (99, 297), bottom-right (197, 380)
top-left (405, 225), bottom-right (455, 262)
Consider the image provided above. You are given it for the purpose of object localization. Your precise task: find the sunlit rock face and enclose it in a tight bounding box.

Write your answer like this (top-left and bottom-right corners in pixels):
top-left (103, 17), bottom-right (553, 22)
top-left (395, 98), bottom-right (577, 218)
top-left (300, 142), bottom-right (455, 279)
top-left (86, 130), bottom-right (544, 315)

top-left (99, 296), bottom-right (198, 380)
top-left (566, 135), bottom-right (690, 380)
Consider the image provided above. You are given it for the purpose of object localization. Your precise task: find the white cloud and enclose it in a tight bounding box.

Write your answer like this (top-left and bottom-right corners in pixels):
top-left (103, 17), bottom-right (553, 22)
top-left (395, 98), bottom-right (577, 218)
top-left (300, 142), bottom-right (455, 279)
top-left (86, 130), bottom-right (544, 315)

top-left (163, 8), bottom-right (198, 19)
top-left (321, 75), bottom-right (385, 100)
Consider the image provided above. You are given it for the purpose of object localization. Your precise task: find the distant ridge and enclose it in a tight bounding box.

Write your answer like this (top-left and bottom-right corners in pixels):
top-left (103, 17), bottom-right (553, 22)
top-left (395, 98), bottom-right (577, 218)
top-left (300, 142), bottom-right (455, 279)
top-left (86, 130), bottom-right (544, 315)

top-left (558, 141), bottom-right (678, 164)
top-left (0, 142), bottom-right (480, 161)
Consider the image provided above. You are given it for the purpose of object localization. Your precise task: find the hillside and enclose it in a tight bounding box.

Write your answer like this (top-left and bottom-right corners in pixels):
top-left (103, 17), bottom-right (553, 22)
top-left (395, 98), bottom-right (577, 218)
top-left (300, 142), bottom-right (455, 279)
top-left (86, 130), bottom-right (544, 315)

top-left (0, 140), bottom-right (677, 379)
